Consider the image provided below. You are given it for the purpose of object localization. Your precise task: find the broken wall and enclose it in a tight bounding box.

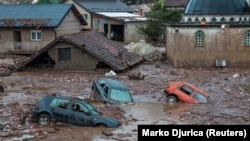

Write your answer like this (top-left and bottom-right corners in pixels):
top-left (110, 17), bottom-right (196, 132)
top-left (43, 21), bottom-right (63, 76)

top-left (47, 42), bottom-right (99, 71)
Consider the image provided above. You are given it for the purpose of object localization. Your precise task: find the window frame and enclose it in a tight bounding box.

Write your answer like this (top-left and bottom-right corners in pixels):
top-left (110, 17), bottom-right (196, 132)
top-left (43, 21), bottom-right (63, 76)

top-left (195, 30), bottom-right (205, 47)
top-left (244, 30), bottom-right (250, 46)
top-left (58, 47), bottom-right (71, 62)
top-left (30, 30), bottom-right (42, 41)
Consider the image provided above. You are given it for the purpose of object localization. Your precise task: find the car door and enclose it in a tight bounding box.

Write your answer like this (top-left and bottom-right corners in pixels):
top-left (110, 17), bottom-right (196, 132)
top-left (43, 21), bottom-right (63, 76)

top-left (178, 85), bottom-right (195, 103)
top-left (68, 101), bottom-right (93, 126)
top-left (51, 98), bottom-right (70, 123)
top-left (95, 79), bottom-right (107, 100)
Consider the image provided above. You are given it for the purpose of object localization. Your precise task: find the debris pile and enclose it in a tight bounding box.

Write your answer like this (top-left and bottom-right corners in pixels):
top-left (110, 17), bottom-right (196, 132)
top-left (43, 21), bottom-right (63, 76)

top-left (0, 55), bottom-right (31, 76)
top-left (124, 40), bottom-right (164, 62)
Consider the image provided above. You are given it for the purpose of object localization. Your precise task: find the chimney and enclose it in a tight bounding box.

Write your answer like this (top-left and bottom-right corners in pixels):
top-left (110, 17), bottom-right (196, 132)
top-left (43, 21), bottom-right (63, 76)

top-left (139, 8), bottom-right (143, 16)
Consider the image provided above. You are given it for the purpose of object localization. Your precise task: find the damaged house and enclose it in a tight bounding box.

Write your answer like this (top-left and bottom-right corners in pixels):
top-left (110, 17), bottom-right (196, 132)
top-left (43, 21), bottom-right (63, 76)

top-left (166, 0), bottom-right (250, 68)
top-left (18, 30), bottom-right (143, 72)
top-left (0, 4), bottom-right (87, 54)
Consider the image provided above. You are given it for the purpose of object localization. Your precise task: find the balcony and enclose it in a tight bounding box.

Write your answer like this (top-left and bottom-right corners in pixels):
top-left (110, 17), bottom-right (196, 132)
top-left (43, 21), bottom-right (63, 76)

top-left (1, 42), bottom-right (50, 55)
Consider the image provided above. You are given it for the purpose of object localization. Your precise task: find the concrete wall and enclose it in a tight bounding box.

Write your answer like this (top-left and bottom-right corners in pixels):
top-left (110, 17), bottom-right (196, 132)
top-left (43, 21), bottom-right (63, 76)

top-left (92, 14), bottom-right (147, 44)
top-left (65, 0), bottom-right (91, 30)
top-left (166, 26), bottom-right (250, 68)
top-left (124, 22), bottom-right (146, 44)
top-left (55, 10), bottom-right (83, 36)
top-left (47, 42), bottom-right (99, 71)
top-left (0, 28), bottom-right (55, 43)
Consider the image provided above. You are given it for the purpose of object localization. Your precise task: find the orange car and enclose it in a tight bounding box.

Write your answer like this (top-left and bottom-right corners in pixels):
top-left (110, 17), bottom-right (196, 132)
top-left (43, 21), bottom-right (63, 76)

top-left (164, 81), bottom-right (210, 104)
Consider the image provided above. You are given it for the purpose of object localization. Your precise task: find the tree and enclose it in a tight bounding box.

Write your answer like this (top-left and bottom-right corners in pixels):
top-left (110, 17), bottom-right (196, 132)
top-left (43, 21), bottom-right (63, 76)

top-left (138, 0), bottom-right (182, 42)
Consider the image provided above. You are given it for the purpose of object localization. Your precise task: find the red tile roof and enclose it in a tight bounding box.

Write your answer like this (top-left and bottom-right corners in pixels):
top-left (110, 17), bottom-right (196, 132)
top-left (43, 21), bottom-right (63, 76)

top-left (62, 30), bottom-right (143, 71)
top-left (165, 0), bottom-right (189, 7)
top-left (19, 30), bottom-right (143, 72)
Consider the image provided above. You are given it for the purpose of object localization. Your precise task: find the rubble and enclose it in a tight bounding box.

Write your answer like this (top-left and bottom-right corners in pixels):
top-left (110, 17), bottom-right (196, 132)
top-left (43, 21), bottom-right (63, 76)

top-left (0, 55), bottom-right (31, 76)
top-left (0, 62), bottom-right (249, 140)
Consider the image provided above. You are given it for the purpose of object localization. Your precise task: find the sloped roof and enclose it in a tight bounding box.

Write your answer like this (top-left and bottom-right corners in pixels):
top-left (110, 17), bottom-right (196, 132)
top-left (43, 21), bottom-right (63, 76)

top-left (73, 0), bottom-right (135, 12)
top-left (185, 0), bottom-right (250, 15)
top-left (165, 0), bottom-right (189, 8)
top-left (19, 30), bottom-right (143, 71)
top-left (0, 4), bottom-right (87, 27)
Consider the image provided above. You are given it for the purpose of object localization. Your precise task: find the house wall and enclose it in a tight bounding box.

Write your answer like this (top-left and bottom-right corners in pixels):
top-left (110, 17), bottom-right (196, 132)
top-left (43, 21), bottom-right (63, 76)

top-left (55, 10), bottom-right (83, 36)
top-left (124, 22), bottom-right (146, 44)
top-left (92, 15), bottom-right (147, 44)
top-left (0, 28), bottom-right (55, 53)
top-left (166, 26), bottom-right (250, 68)
top-left (0, 28), bottom-right (55, 43)
top-left (47, 42), bottom-right (99, 71)
top-left (65, 0), bottom-right (92, 30)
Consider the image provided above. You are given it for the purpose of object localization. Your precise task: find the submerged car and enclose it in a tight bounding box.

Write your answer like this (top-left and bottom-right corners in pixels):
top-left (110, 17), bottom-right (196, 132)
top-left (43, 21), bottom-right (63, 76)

top-left (164, 81), bottom-right (210, 104)
top-left (32, 95), bottom-right (121, 128)
top-left (90, 77), bottom-right (134, 105)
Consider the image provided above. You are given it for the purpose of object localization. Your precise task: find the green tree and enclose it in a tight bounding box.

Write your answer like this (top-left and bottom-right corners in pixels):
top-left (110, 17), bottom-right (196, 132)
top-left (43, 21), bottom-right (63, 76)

top-left (138, 0), bottom-right (182, 42)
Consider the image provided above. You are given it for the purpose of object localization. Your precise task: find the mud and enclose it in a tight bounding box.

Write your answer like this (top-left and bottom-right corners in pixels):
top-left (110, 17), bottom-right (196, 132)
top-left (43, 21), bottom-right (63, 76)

top-left (0, 62), bottom-right (250, 141)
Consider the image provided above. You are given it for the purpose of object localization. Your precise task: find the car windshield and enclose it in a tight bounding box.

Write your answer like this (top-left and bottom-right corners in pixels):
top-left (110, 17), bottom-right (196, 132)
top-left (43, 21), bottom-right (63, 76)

top-left (85, 103), bottom-right (100, 115)
top-left (193, 92), bottom-right (208, 103)
top-left (110, 89), bottom-right (132, 102)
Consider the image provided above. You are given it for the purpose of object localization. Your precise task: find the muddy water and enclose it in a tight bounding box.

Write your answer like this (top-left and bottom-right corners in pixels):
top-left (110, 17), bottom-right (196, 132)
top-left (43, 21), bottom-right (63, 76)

top-left (1, 64), bottom-right (250, 140)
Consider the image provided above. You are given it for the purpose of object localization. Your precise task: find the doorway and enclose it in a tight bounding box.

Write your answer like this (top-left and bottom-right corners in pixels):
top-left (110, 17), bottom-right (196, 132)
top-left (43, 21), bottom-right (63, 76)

top-left (13, 31), bottom-right (21, 50)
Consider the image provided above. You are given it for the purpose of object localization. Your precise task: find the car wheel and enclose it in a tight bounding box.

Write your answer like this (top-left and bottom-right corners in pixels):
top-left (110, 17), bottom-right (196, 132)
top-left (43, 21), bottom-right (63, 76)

top-left (38, 114), bottom-right (51, 125)
top-left (96, 123), bottom-right (107, 128)
top-left (166, 95), bottom-right (177, 104)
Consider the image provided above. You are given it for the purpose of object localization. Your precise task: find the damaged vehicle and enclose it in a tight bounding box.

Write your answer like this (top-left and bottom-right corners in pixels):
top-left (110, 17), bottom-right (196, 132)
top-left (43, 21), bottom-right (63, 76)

top-left (164, 81), bottom-right (210, 104)
top-left (90, 77), bottom-right (134, 105)
top-left (32, 95), bottom-right (121, 128)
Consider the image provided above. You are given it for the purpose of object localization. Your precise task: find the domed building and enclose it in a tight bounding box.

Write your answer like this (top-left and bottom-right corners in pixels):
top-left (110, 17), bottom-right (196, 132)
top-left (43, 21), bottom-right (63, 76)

top-left (166, 0), bottom-right (250, 68)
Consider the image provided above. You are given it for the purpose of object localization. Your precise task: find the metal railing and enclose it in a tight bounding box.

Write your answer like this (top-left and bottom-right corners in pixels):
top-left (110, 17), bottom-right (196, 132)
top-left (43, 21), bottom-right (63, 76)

top-left (1, 42), bottom-right (50, 53)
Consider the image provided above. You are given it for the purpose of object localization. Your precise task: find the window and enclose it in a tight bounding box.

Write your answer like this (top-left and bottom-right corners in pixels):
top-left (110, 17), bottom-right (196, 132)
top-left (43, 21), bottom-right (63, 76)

top-left (51, 98), bottom-right (70, 109)
top-left (82, 14), bottom-right (88, 20)
top-left (195, 30), bottom-right (205, 46)
top-left (58, 48), bottom-right (71, 62)
top-left (244, 30), bottom-right (250, 46)
top-left (31, 30), bottom-right (42, 41)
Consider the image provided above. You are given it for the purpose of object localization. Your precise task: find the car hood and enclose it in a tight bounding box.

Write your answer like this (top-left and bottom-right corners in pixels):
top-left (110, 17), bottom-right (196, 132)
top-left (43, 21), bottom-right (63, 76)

top-left (94, 116), bottom-right (121, 128)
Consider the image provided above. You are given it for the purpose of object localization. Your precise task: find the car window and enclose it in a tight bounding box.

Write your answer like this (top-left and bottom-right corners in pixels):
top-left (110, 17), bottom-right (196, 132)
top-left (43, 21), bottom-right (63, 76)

top-left (193, 92), bottom-right (208, 103)
top-left (103, 86), bottom-right (109, 96)
top-left (98, 79), bottom-right (106, 88)
top-left (179, 85), bottom-right (193, 95)
top-left (50, 98), bottom-right (57, 107)
top-left (54, 98), bottom-right (70, 109)
top-left (84, 103), bottom-right (100, 115)
top-left (72, 102), bottom-right (88, 113)
top-left (110, 89), bottom-right (132, 102)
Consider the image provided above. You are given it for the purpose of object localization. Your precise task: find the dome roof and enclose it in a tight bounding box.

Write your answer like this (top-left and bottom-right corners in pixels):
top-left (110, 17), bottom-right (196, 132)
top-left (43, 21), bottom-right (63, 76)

top-left (184, 0), bottom-right (250, 15)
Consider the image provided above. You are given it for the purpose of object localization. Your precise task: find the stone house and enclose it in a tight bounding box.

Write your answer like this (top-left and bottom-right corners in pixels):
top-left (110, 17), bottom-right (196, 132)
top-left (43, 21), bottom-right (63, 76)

top-left (0, 4), bottom-right (87, 54)
top-left (64, 0), bottom-right (135, 30)
top-left (64, 0), bottom-right (147, 44)
top-left (19, 30), bottom-right (143, 72)
top-left (166, 0), bottom-right (250, 68)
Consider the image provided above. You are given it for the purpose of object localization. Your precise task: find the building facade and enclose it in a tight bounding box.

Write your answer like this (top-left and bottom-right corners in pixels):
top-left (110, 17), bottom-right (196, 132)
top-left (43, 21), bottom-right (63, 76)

top-left (166, 0), bottom-right (250, 68)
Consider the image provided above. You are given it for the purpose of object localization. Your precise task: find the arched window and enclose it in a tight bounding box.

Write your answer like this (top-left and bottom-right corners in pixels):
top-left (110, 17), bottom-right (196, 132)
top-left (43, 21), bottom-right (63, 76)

top-left (195, 30), bottom-right (205, 46)
top-left (244, 30), bottom-right (250, 46)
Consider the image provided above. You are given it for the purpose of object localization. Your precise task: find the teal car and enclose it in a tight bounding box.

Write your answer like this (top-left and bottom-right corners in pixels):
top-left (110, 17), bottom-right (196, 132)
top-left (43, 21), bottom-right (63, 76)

top-left (32, 95), bottom-right (121, 128)
top-left (90, 78), bottom-right (134, 105)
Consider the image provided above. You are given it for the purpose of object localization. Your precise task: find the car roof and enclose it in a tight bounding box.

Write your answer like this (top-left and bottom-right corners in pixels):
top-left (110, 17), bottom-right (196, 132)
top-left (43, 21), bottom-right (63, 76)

top-left (42, 95), bottom-right (90, 105)
top-left (99, 78), bottom-right (127, 89)
top-left (171, 81), bottom-right (209, 96)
